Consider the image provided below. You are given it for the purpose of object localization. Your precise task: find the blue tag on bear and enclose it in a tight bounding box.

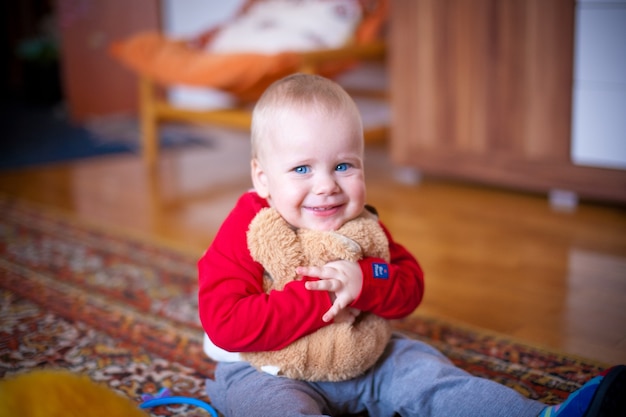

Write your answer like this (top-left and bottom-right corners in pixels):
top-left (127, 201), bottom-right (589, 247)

top-left (372, 263), bottom-right (389, 279)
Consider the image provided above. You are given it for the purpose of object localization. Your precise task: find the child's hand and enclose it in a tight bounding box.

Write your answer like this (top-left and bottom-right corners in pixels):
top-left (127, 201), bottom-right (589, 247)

top-left (298, 260), bottom-right (363, 322)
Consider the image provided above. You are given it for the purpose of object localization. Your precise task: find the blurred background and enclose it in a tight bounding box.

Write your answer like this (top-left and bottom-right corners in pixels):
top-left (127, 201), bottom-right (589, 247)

top-left (1, 0), bottom-right (625, 365)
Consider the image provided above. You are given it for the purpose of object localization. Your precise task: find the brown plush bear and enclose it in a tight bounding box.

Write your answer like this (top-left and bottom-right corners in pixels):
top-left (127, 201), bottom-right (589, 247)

top-left (242, 207), bottom-right (392, 382)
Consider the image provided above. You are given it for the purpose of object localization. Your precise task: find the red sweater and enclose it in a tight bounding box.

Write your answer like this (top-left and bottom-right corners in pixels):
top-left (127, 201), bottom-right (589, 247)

top-left (198, 191), bottom-right (425, 353)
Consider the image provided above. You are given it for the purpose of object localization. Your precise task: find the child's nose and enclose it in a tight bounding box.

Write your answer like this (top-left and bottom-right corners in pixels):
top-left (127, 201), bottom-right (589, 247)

top-left (313, 173), bottom-right (340, 195)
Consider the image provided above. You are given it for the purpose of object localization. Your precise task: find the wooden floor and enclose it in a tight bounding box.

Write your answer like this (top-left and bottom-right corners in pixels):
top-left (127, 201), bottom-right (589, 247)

top-left (1, 139), bottom-right (625, 365)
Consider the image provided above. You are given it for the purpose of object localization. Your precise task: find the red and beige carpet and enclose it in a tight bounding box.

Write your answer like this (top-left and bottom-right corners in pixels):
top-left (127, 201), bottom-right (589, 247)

top-left (0, 196), bottom-right (608, 416)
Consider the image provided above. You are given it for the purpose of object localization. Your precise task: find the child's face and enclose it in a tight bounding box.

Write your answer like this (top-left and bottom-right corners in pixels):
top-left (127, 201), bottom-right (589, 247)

top-left (252, 105), bottom-right (365, 231)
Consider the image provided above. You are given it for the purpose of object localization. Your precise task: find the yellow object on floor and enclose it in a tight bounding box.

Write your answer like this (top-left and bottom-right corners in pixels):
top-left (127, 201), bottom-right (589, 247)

top-left (0, 369), bottom-right (147, 417)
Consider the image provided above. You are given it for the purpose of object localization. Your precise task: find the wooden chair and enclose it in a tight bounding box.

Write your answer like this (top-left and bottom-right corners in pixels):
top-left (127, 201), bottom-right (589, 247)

top-left (111, 0), bottom-right (389, 166)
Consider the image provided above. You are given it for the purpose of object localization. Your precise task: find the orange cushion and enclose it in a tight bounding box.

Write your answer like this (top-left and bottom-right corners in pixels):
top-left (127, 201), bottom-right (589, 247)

top-left (110, 31), bottom-right (302, 101)
top-left (108, 0), bottom-right (387, 101)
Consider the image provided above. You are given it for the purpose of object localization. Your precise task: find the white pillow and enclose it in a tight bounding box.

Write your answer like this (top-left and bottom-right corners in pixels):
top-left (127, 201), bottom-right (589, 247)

top-left (207, 0), bottom-right (362, 54)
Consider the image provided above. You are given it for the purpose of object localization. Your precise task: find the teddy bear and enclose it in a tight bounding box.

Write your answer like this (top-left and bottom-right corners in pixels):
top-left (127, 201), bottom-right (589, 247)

top-left (242, 207), bottom-right (392, 382)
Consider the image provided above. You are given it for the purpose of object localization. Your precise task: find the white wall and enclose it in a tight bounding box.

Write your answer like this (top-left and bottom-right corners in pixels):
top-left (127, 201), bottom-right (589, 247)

top-left (571, 0), bottom-right (626, 169)
top-left (160, 0), bottom-right (245, 109)
top-left (161, 0), bottom-right (242, 37)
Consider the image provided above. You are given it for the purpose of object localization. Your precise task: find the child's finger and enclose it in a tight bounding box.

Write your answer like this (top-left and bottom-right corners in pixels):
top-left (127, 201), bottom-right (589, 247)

top-left (297, 265), bottom-right (331, 279)
top-left (322, 302), bottom-right (342, 322)
top-left (323, 294), bottom-right (352, 322)
top-left (305, 278), bottom-right (340, 292)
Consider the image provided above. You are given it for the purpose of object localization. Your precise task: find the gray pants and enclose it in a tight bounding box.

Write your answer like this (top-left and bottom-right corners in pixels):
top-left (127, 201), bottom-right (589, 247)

top-left (205, 333), bottom-right (546, 417)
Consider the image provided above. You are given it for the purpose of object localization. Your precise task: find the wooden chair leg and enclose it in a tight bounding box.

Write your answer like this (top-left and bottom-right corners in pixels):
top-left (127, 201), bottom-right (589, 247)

top-left (139, 76), bottom-right (159, 167)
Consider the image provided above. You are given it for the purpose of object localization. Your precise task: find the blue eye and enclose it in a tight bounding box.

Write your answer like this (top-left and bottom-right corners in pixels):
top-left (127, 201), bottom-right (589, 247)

top-left (294, 166), bottom-right (310, 174)
top-left (335, 163), bottom-right (350, 172)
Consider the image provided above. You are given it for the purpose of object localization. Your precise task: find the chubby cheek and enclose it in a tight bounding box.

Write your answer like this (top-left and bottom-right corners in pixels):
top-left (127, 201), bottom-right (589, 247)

top-left (347, 181), bottom-right (366, 211)
top-left (268, 190), bottom-right (305, 222)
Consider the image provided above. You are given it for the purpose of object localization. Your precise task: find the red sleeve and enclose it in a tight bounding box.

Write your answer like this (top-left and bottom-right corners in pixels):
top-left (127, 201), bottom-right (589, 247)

top-left (198, 192), bottom-right (333, 353)
top-left (351, 222), bottom-right (425, 319)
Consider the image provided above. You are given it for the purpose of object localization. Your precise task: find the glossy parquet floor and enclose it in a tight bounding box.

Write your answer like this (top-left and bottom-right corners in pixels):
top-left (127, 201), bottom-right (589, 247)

top-left (1, 137), bottom-right (625, 365)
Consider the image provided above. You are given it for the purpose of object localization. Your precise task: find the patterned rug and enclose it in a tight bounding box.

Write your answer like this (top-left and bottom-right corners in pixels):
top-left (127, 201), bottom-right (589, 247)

top-left (0, 197), bottom-right (608, 416)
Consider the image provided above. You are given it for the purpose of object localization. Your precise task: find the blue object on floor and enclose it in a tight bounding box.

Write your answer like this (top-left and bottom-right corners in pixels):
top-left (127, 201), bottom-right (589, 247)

top-left (0, 101), bottom-right (208, 170)
top-left (140, 396), bottom-right (219, 416)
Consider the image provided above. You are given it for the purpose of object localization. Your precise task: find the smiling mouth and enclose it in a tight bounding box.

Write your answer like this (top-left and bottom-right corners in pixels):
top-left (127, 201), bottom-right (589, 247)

top-left (305, 204), bottom-right (344, 215)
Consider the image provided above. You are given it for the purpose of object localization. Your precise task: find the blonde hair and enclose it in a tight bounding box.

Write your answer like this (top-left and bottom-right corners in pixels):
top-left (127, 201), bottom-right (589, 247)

top-left (251, 73), bottom-right (363, 159)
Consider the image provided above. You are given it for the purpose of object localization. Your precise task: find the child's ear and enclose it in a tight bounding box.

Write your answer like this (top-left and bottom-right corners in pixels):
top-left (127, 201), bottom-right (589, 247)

top-left (251, 158), bottom-right (269, 199)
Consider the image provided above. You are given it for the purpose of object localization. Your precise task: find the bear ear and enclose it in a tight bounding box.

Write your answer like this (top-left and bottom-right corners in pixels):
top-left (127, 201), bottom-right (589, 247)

top-left (298, 229), bottom-right (363, 265)
top-left (364, 204), bottom-right (379, 217)
top-left (337, 214), bottom-right (390, 262)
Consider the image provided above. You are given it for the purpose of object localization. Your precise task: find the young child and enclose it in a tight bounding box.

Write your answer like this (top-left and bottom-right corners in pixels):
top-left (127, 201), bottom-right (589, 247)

top-left (197, 73), bottom-right (626, 417)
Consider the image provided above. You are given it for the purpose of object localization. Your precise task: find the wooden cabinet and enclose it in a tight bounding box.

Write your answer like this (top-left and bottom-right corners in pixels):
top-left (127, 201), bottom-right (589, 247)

top-left (389, 0), bottom-right (626, 204)
top-left (56, 0), bottom-right (160, 122)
